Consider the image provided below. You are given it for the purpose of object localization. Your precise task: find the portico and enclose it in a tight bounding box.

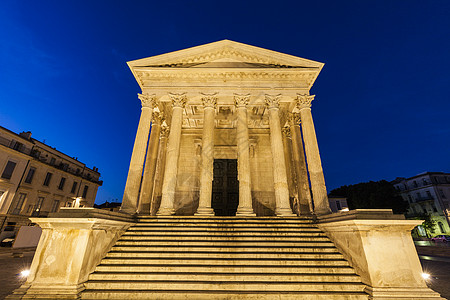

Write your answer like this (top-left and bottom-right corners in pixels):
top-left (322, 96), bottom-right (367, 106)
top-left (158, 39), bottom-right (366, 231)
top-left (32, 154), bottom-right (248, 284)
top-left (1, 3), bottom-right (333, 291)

top-left (121, 40), bottom-right (331, 217)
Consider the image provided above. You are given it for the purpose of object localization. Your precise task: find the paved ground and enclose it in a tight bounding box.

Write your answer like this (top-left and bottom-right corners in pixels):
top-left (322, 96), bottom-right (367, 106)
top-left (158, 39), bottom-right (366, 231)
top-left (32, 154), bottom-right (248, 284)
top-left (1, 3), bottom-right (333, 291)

top-left (0, 247), bottom-right (449, 299)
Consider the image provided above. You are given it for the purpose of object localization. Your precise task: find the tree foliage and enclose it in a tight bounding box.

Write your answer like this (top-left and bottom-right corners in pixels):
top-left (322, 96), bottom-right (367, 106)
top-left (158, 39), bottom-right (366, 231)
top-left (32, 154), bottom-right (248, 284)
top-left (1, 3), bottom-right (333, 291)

top-left (329, 180), bottom-right (408, 214)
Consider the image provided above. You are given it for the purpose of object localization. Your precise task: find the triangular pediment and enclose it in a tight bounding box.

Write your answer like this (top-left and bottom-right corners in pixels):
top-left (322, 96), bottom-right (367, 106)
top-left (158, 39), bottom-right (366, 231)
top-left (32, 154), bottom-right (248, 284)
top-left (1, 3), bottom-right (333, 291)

top-left (128, 40), bottom-right (323, 69)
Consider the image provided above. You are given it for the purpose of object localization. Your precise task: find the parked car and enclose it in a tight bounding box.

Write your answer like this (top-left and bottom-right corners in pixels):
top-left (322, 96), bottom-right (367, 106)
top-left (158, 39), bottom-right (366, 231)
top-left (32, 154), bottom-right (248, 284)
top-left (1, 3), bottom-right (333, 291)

top-left (431, 235), bottom-right (450, 242)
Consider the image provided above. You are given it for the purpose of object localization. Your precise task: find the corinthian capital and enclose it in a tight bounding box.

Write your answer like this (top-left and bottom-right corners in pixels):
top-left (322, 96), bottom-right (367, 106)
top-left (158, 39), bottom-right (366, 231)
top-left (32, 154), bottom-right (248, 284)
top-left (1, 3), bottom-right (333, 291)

top-left (201, 93), bottom-right (217, 109)
top-left (234, 93), bottom-right (251, 108)
top-left (288, 112), bottom-right (301, 125)
top-left (138, 93), bottom-right (156, 108)
top-left (169, 93), bottom-right (187, 108)
top-left (160, 125), bottom-right (170, 138)
top-left (152, 111), bottom-right (164, 125)
top-left (264, 94), bottom-right (282, 109)
top-left (296, 94), bottom-right (315, 110)
top-left (282, 126), bottom-right (291, 138)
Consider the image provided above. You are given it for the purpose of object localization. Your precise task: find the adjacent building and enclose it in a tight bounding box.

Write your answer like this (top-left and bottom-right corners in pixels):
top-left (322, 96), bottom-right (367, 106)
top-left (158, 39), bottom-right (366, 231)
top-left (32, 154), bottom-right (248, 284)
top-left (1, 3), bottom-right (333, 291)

top-left (0, 126), bottom-right (102, 237)
top-left (392, 172), bottom-right (450, 236)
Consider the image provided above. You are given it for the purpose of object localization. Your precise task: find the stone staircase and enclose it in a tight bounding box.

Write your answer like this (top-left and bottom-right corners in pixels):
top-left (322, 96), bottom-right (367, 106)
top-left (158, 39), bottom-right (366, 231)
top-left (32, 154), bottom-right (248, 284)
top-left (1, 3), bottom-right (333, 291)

top-left (81, 217), bottom-right (369, 299)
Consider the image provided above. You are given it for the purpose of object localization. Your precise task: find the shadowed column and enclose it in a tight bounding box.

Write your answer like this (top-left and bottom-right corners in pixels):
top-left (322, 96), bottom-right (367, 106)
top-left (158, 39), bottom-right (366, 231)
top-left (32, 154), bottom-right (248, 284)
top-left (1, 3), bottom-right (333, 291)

top-left (265, 94), bottom-right (295, 216)
top-left (235, 94), bottom-right (256, 216)
top-left (296, 94), bottom-right (331, 215)
top-left (121, 93), bottom-right (156, 214)
top-left (289, 113), bottom-right (313, 215)
top-left (282, 126), bottom-right (299, 215)
top-left (150, 125), bottom-right (169, 215)
top-left (158, 93), bottom-right (186, 215)
top-left (196, 93), bottom-right (217, 215)
top-left (138, 111), bottom-right (163, 215)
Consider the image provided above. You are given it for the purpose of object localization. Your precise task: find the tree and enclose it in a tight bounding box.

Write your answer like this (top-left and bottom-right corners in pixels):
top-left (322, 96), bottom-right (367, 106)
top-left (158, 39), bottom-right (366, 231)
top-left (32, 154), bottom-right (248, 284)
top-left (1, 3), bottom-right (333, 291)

top-left (329, 180), bottom-right (408, 214)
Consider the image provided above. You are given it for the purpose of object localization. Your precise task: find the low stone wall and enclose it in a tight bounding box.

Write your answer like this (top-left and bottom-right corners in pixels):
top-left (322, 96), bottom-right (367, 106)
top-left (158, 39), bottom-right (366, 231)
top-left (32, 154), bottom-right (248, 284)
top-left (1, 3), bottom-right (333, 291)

top-left (318, 209), bottom-right (444, 300)
top-left (7, 208), bottom-right (134, 299)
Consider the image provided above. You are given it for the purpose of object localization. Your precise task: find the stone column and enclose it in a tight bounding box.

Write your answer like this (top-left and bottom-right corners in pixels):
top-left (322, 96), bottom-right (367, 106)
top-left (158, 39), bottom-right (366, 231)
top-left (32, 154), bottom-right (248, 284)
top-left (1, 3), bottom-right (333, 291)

top-left (282, 126), bottom-right (299, 215)
top-left (196, 93), bottom-right (217, 215)
top-left (138, 111), bottom-right (163, 215)
top-left (289, 113), bottom-right (313, 216)
top-left (121, 93), bottom-right (155, 214)
top-left (234, 94), bottom-right (255, 216)
top-left (157, 93), bottom-right (186, 215)
top-left (151, 126), bottom-right (169, 216)
top-left (296, 94), bottom-right (331, 215)
top-left (265, 94), bottom-right (295, 216)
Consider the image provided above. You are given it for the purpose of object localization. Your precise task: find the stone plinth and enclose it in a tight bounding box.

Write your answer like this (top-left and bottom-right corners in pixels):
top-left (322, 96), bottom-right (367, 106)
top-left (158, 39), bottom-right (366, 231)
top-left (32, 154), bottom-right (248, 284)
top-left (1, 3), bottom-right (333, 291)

top-left (317, 209), bottom-right (443, 299)
top-left (8, 208), bottom-right (133, 299)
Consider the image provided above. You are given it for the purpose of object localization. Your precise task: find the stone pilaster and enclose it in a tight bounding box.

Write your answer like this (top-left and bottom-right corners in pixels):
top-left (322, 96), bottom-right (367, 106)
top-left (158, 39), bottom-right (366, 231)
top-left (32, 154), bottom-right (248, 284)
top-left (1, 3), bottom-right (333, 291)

top-left (196, 93), bottom-right (217, 215)
top-left (138, 111), bottom-right (163, 215)
top-left (265, 94), bottom-right (295, 216)
top-left (296, 94), bottom-right (331, 215)
top-left (234, 94), bottom-right (255, 216)
top-left (150, 126), bottom-right (169, 216)
top-left (289, 113), bottom-right (313, 216)
top-left (157, 93), bottom-right (186, 215)
top-left (121, 93), bottom-right (156, 214)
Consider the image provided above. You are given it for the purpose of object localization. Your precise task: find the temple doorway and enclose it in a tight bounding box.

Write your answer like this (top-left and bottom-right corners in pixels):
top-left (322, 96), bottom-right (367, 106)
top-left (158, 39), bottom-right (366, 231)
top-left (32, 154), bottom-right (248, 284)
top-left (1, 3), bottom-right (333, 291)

top-left (212, 159), bottom-right (239, 216)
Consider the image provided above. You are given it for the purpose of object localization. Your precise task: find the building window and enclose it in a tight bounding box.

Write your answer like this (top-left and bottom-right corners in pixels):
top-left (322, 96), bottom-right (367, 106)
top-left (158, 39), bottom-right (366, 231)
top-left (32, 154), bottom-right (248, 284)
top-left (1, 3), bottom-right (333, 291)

top-left (70, 182), bottom-right (78, 194)
top-left (50, 157), bottom-right (56, 165)
top-left (423, 178), bottom-right (428, 185)
top-left (440, 189), bottom-right (446, 199)
top-left (336, 200), bottom-right (342, 210)
top-left (1, 161), bottom-right (17, 179)
top-left (416, 192), bottom-right (421, 200)
top-left (51, 200), bottom-right (60, 212)
top-left (413, 181), bottom-right (418, 187)
top-left (27, 205), bottom-right (34, 214)
top-left (43, 172), bottom-right (53, 186)
top-left (24, 167), bottom-right (36, 184)
top-left (426, 191), bottom-right (432, 199)
top-left (82, 185), bottom-right (89, 198)
top-left (58, 177), bottom-right (66, 190)
top-left (12, 193), bottom-right (26, 214)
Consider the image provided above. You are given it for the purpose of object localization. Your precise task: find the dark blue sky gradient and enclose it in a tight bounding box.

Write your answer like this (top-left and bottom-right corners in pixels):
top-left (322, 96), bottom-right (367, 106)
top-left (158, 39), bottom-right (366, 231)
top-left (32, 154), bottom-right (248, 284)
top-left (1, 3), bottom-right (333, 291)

top-left (1, 1), bottom-right (449, 204)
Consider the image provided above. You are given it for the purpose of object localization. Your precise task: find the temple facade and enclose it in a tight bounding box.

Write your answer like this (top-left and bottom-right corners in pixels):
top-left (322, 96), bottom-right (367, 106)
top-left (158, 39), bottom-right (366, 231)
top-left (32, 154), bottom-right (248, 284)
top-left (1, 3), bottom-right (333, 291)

top-left (121, 40), bottom-right (331, 217)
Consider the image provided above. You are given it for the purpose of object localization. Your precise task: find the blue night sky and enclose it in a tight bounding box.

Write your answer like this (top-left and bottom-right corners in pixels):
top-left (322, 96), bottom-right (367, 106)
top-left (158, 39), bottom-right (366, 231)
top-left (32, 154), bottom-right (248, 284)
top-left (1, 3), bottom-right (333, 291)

top-left (1, 1), bottom-right (449, 204)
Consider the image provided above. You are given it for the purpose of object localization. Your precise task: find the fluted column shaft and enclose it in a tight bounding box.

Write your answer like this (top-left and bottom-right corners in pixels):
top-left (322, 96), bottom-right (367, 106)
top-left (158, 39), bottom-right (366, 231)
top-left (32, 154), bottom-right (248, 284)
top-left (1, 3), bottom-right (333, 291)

top-left (121, 94), bottom-right (155, 214)
top-left (289, 113), bottom-right (313, 215)
top-left (235, 95), bottom-right (255, 216)
top-left (196, 94), bottom-right (217, 215)
top-left (151, 126), bottom-right (169, 215)
top-left (138, 112), bottom-right (162, 215)
top-left (297, 95), bottom-right (331, 215)
top-left (158, 93), bottom-right (186, 215)
top-left (282, 127), bottom-right (298, 214)
top-left (265, 95), bottom-right (295, 216)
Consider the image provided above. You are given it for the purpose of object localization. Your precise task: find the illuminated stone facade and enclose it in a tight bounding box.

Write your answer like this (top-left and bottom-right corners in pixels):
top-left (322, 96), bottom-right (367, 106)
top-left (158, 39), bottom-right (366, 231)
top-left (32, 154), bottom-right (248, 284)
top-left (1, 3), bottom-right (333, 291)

top-left (121, 40), bottom-right (331, 217)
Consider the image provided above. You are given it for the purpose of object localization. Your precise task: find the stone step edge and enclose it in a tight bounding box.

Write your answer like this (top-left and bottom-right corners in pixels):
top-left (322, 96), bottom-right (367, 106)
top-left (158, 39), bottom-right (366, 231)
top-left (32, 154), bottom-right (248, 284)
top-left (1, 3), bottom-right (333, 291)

top-left (103, 257), bottom-right (347, 261)
top-left (96, 264), bottom-right (354, 269)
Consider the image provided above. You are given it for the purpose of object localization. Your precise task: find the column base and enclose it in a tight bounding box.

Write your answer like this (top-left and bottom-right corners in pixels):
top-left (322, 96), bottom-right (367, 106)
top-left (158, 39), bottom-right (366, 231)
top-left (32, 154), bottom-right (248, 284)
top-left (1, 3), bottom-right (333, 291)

top-left (275, 207), bottom-right (296, 216)
top-left (119, 207), bottom-right (137, 215)
top-left (236, 207), bottom-right (256, 216)
top-left (195, 207), bottom-right (215, 216)
top-left (7, 283), bottom-right (84, 299)
top-left (156, 207), bottom-right (175, 216)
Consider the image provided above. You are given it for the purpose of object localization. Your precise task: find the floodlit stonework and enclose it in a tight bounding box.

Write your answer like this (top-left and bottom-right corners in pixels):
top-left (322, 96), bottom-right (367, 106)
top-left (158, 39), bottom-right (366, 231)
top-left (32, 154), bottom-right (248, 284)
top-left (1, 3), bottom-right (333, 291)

top-left (9, 40), bottom-right (443, 299)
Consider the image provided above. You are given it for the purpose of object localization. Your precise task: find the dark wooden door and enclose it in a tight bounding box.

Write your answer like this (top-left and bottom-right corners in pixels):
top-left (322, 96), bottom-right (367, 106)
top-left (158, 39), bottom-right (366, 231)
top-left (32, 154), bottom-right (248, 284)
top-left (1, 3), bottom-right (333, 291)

top-left (212, 159), bottom-right (239, 216)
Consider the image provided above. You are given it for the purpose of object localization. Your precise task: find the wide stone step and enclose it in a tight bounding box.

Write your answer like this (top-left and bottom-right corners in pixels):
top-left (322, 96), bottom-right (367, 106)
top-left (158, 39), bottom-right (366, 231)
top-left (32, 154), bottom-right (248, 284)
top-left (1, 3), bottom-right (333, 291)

top-left (125, 228), bottom-right (323, 234)
top-left (137, 217), bottom-right (314, 223)
top-left (95, 264), bottom-right (356, 274)
top-left (111, 245), bottom-right (339, 252)
top-left (106, 251), bottom-right (346, 260)
top-left (81, 290), bottom-right (369, 300)
top-left (100, 257), bottom-right (349, 266)
top-left (84, 280), bottom-right (365, 292)
top-left (114, 240), bottom-right (334, 247)
top-left (88, 272), bottom-right (361, 282)
top-left (119, 235), bottom-right (330, 241)
top-left (132, 222), bottom-right (315, 228)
